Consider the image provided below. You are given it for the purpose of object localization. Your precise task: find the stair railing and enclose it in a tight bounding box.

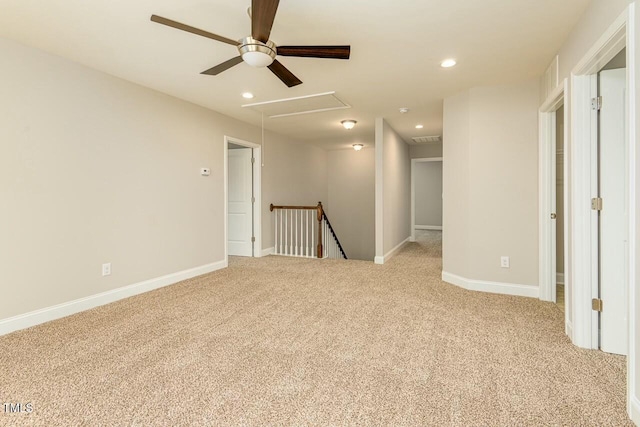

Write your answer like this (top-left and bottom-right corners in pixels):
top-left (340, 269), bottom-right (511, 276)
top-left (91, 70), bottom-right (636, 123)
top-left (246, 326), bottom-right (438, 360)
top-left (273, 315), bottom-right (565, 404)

top-left (270, 202), bottom-right (347, 259)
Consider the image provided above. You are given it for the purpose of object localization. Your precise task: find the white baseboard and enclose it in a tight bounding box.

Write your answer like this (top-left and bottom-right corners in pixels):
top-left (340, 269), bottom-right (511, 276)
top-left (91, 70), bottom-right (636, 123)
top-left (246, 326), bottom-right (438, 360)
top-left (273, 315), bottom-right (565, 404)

top-left (630, 395), bottom-right (640, 425)
top-left (415, 225), bottom-right (443, 230)
top-left (0, 260), bottom-right (227, 336)
top-left (565, 320), bottom-right (573, 339)
top-left (556, 272), bottom-right (565, 285)
top-left (260, 247), bottom-right (274, 257)
top-left (441, 271), bottom-right (539, 298)
top-left (375, 237), bottom-right (410, 265)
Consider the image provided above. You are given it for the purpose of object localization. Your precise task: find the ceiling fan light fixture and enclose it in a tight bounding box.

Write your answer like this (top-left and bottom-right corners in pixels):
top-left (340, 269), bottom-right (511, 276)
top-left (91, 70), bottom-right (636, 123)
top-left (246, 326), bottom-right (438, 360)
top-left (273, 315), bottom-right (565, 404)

top-left (341, 119), bottom-right (357, 130)
top-left (238, 37), bottom-right (276, 68)
top-left (352, 143), bottom-right (364, 151)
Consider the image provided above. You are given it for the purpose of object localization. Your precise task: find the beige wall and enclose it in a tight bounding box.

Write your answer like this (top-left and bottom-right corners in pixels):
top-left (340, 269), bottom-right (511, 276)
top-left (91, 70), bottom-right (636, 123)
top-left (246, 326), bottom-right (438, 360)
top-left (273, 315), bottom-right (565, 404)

top-left (414, 161), bottom-right (443, 227)
top-left (261, 138), bottom-right (328, 251)
top-left (327, 148), bottom-right (375, 261)
top-left (443, 80), bottom-right (539, 286)
top-left (442, 91), bottom-right (471, 277)
top-left (0, 37), bottom-right (326, 321)
top-left (410, 143), bottom-right (443, 159)
top-left (375, 118), bottom-right (411, 261)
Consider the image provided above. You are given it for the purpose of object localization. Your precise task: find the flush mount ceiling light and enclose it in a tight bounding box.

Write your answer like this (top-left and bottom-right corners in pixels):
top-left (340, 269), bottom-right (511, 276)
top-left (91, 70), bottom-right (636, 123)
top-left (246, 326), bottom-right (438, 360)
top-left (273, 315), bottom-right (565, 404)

top-left (239, 37), bottom-right (277, 67)
top-left (352, 144), bottom-right (364, 151)
top-left (341, 120), bottom-right (357, 130)
top-left (415, 124), bottom-right (424, 129)
top-left (242, 92), bottom-right (254, 99)
top-left (441, 58), bottom-right (457, 68)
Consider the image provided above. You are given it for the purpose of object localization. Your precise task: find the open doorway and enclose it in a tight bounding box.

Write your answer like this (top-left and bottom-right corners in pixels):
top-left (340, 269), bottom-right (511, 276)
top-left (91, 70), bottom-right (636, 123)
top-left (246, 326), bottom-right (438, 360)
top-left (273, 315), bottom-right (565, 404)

top-left (410, 157), bottom-right (443, 242)
top-left (555, 105), bottom-right (566, 312)
top-left (597, 49), bottom-right (627, 355)
top-left (224, 136), bottom-right (262, 263)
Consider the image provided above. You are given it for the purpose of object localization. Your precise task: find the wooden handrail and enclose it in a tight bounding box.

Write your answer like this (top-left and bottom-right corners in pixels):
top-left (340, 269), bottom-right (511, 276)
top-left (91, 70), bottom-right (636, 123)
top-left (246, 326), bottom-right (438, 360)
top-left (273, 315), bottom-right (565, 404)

top-left (270, 204), bottom-right (321, 211)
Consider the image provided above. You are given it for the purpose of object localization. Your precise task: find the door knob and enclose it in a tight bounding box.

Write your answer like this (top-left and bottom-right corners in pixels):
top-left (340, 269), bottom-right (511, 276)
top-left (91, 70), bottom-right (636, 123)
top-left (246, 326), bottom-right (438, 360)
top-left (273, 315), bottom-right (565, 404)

top-left (551, 213), bottom-right (557, 219)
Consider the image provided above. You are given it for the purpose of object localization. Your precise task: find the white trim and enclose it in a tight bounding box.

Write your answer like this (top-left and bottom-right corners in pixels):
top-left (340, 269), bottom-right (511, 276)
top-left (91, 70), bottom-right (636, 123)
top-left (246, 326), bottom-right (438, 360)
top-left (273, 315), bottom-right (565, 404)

top-left (570, 72), bottom-right (599, 349)
top-left (556, 273), bottom-right (565, 285)
top-left (572, 11), bottom-right (628, 76)
top-left (626, 3), bottom-right (637, 419)
top-left (375, 236), bottom-right (410, 265)
top-left (224, 136), bottom-right (262, 262)
top-left (0, 260), bottom-right (227, 336)
top-left (441, 271), bottom-right (539, 299)
top-left (374, 118), bottom-right (384, 262)
top-left (565, 320), bottom-right (573, 338)
top-left (538, 79), bottom-right (566, 304)
top-left (261, 247), bottom-right (274, 257)
top-left (570, 11), bottom-right (628, 351)
top-left (415, 225), bottom-right (443, 231)
top-left (631, 396), bottom-right (640, 426)
top-left (410, 157), bottom-right (443, 241)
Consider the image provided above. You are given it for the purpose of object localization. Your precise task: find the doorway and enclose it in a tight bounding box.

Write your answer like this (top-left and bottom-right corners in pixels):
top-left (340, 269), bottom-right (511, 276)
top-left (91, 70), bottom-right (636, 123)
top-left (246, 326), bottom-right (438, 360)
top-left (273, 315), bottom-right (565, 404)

top-left (597, 51), bottom-right (627, 355)
top-left (410, 157), bottom-right (443, 242)
top-left (555, 105), bottom-right (566, 312)
top-left (224, 136), bottom-right (262, 262)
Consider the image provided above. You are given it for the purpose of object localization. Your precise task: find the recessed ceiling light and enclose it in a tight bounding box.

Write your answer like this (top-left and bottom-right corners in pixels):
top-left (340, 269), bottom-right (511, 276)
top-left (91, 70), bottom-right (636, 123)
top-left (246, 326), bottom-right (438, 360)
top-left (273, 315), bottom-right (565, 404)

top-left (441, 59), bottom-right (457, 68)
top-left (415, 124), bottom-right (424, 129)
top-left (399, 107), bottom-right (409, 114)
top-left (242, 92), bottom-right (254, 99)
top-left (352, 144), bottom-right (364, 151)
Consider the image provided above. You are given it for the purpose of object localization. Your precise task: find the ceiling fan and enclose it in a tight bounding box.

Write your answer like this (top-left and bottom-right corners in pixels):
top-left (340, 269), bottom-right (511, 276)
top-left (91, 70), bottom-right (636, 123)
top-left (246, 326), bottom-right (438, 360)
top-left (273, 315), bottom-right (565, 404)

top-left (150, 0), bottom-right (351, 88)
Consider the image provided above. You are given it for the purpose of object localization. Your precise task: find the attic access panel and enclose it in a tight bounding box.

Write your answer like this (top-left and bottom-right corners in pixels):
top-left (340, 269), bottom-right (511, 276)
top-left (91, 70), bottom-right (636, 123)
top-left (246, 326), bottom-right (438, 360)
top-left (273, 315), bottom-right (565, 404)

top-left (242, 91), bottom-right (350, 118)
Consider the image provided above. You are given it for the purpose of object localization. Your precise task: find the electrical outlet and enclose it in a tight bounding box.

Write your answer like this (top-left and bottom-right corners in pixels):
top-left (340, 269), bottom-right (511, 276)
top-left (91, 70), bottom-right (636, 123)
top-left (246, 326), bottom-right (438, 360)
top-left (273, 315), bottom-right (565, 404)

top-left (200, 168), bottom-right (211, 176)
top-left (102, 263), bottom-right (111, 276)
top-left (500, 256), bottom-right (510, 268)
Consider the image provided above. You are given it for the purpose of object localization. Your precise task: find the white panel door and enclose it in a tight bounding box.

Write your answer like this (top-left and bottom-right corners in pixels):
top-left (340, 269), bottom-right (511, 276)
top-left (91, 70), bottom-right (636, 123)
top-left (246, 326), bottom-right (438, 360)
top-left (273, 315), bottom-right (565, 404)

top-left (228, 148), bottom-right (253, 257)
top-left (599, 68), bottom-right (626, 355)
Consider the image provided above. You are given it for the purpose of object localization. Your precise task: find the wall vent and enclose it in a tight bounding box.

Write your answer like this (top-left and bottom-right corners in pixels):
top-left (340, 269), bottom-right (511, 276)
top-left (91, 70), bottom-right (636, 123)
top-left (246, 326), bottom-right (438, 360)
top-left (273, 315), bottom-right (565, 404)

top-left (411, 135), bottom-right (441, 144)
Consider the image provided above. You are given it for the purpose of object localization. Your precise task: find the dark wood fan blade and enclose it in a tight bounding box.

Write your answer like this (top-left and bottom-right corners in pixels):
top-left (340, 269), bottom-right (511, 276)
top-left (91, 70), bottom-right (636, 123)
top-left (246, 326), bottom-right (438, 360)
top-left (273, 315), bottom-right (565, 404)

top-left (277, 45), bottom-right (351, 59)
top-left (151, 15), bottom-right (239, 46)
top-left (201, 56), bottom-right (244, 75)
top-left (268, 60), bottom-right (302, 87)
top-left (252, 0), bottom-right (279, 43)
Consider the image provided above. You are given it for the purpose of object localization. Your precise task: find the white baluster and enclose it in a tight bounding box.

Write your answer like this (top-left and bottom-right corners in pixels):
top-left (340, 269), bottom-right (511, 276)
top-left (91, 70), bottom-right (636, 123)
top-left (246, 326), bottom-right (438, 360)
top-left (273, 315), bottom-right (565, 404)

top-left (305, 210), bottom-right (309, 257)
top-left (274, 209), bottom-right (278, 255)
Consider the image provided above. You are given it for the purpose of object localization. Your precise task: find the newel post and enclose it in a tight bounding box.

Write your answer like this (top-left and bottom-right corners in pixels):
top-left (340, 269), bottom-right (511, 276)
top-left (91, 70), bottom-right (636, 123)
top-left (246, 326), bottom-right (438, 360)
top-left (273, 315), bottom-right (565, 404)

top-left (317, 201), bottom-right (323, 258)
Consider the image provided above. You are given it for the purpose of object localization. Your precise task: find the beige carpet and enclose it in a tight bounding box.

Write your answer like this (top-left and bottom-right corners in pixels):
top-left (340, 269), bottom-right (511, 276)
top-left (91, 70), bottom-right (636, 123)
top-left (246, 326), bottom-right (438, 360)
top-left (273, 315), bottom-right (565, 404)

top-left (0, 231), bottom-right (631, 426)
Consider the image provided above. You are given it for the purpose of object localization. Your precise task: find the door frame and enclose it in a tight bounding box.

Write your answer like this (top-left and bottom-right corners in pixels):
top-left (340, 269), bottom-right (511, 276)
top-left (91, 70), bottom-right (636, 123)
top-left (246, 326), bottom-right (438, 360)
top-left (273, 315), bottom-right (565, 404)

top-left (567, 4), bottom-right (636, 419)
top-left (410, 157), bottom-right (443, 242)
top-left (538, 81), bottom-right (568, 309)
top-left (224, 136), bottom-right (262, 264)
top-left (570, 8), bottom-right (632, 349)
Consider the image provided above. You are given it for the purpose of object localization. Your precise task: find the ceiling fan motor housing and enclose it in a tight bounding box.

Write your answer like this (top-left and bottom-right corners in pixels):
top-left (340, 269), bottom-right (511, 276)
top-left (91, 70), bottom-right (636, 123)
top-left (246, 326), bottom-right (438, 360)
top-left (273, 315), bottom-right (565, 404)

top-left (238, 37), bottom-right (276, 67)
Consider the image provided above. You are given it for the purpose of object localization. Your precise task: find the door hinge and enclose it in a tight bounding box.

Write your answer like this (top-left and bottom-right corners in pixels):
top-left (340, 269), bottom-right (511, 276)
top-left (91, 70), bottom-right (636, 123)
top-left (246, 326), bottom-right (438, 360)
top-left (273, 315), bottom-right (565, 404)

top-left (592, 298), bottom-right (603, 312)
top-left (591, 96), bottom-right (602, 111)
top-left (591, 197), bottom-right (603, 211)
top-left (251, 157), bottom-right (255, 164)
top-left (251, 236), bottom-right (255, 243)
top-left (251, 196), bottom-right (255, 203)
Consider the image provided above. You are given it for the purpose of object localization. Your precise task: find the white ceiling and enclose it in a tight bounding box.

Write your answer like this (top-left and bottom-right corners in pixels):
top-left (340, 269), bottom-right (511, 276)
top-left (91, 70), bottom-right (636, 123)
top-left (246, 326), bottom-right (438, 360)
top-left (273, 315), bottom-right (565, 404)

top-left (0, 0), bottom-right (590, 150)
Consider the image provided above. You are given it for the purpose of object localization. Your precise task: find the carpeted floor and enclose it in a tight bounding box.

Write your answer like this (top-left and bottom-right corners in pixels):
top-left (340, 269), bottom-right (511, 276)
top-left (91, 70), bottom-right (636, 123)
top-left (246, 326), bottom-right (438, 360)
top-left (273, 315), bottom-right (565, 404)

top-left (0, 231), bottom-right (631, 426)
